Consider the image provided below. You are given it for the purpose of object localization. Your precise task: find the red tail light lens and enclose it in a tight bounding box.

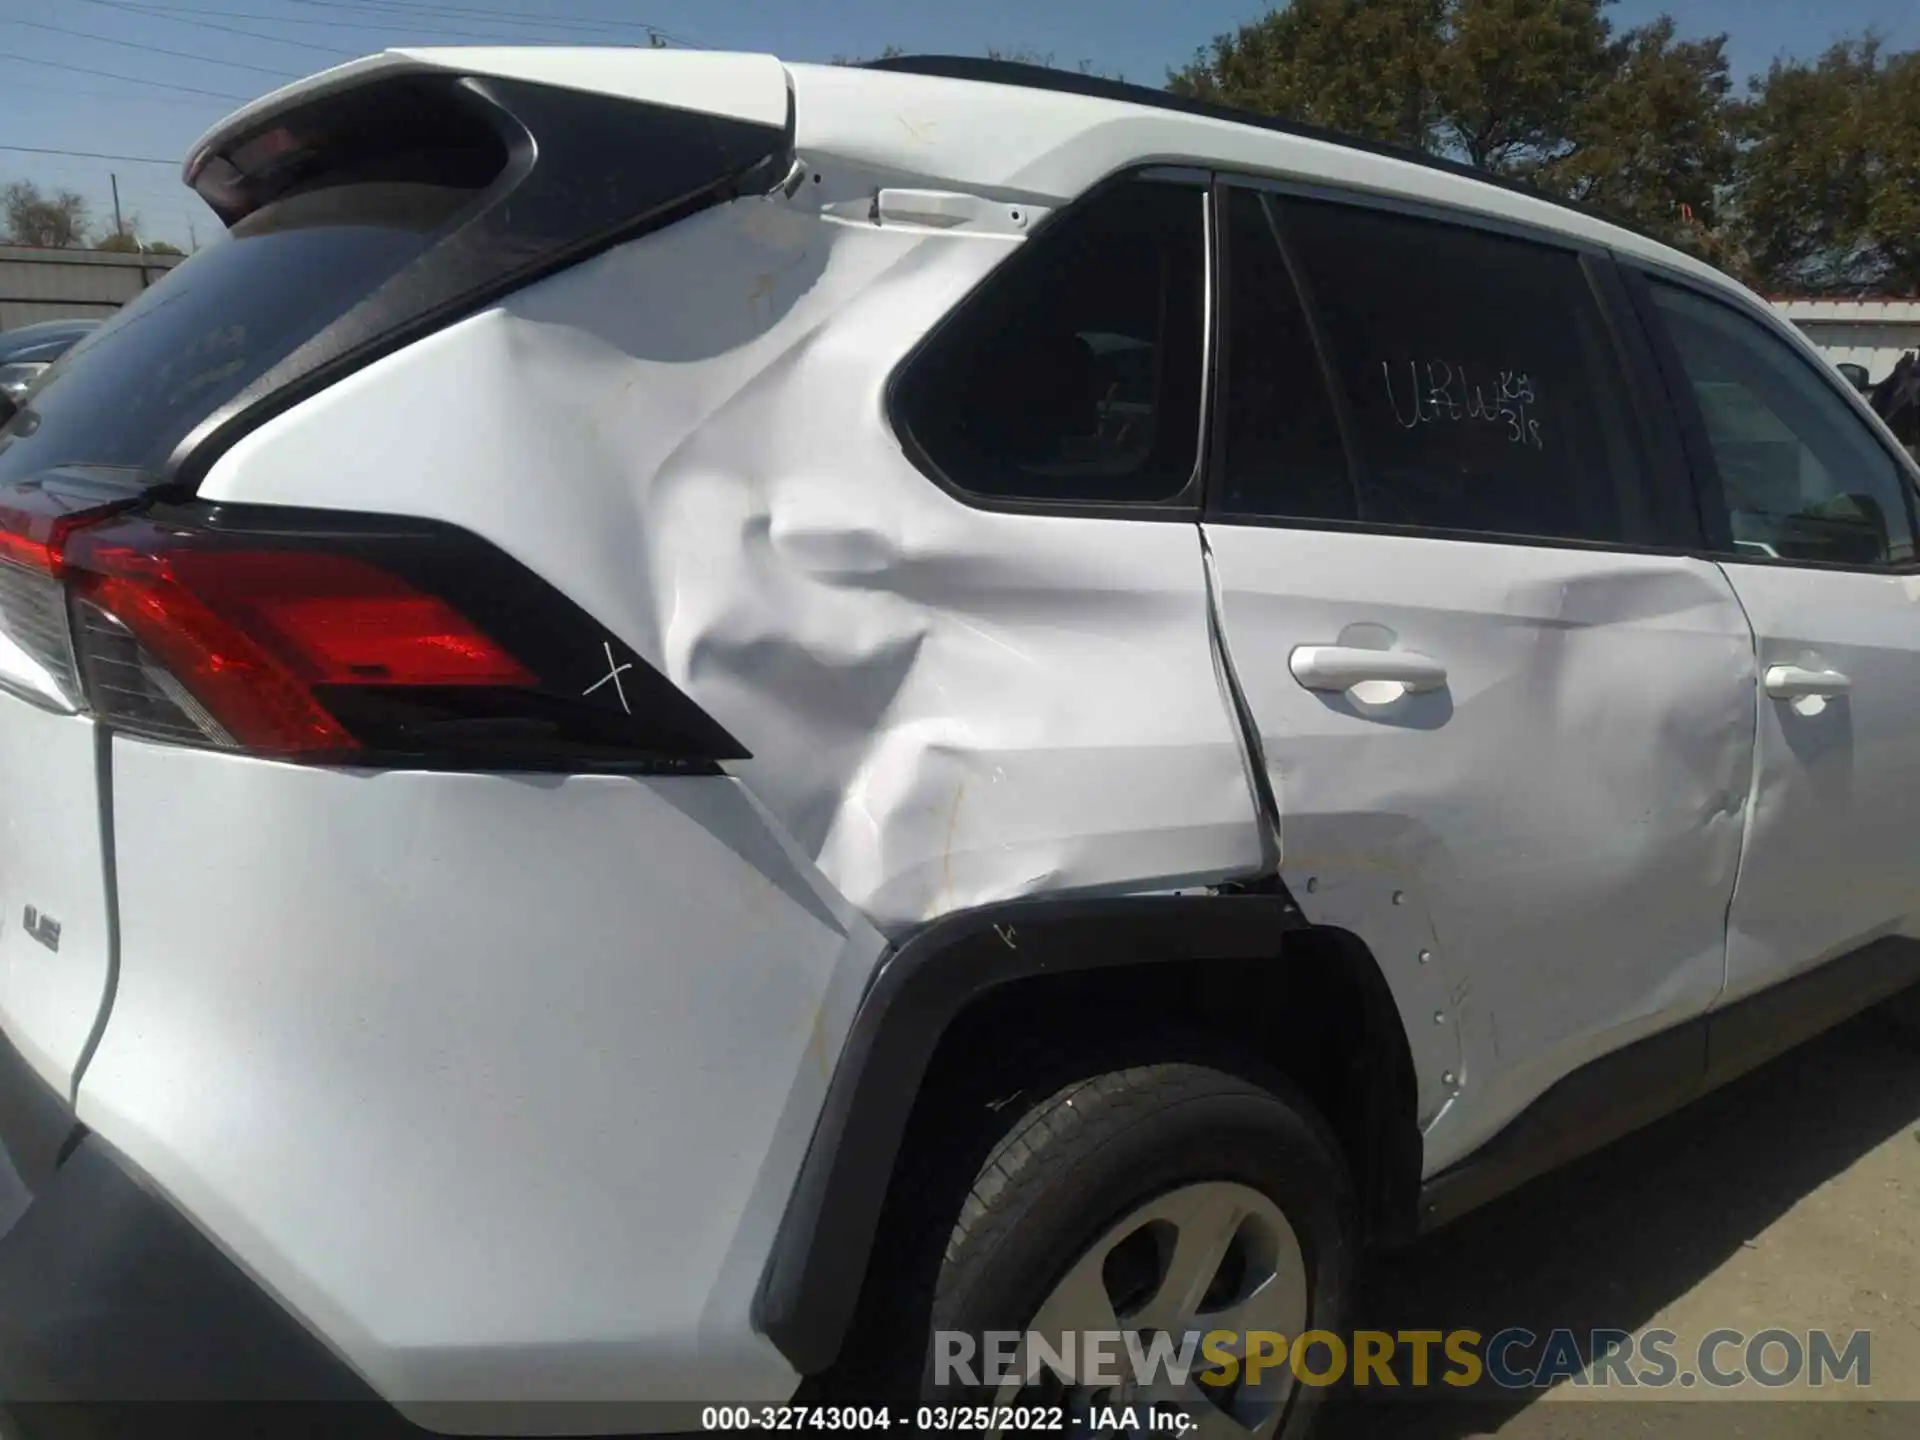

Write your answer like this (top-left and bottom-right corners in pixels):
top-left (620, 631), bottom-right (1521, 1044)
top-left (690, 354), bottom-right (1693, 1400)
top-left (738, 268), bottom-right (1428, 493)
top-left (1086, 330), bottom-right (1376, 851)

top-left (0, 477), bottom-right (136, 712)
top-left (68, 525), bottom-right (536, 754)
top-left (0, 483), bottom-right (746, 769)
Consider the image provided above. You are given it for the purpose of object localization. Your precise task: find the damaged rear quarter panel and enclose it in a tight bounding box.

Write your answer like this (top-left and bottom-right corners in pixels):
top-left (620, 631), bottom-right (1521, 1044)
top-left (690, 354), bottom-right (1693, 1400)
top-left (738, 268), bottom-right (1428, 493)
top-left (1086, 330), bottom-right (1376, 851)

top-left (197, 175), bottom-right (1267, 932)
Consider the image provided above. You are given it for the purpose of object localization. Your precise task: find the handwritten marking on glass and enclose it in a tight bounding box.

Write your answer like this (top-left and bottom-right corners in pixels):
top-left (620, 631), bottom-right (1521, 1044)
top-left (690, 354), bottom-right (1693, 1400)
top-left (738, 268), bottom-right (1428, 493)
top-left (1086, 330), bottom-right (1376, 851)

top-left (1382, 361), bottom-right (1543, 449)
top-left (583, 641), bottom-right (633, 714)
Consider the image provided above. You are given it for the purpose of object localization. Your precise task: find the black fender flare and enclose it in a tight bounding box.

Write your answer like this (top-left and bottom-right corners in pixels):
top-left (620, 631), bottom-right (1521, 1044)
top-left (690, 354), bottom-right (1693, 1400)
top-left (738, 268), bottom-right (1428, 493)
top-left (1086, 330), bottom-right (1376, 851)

top-left (752, 889), bottom-right (1306, 1375)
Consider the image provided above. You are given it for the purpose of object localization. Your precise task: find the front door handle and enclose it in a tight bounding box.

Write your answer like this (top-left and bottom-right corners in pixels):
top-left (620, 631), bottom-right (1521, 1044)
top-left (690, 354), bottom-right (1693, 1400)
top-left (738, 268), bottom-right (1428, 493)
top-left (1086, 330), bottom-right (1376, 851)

top-left (1289, 645), bottom-right (1449, 694)
top-left (1763, 664), bottom-right (1851, 699)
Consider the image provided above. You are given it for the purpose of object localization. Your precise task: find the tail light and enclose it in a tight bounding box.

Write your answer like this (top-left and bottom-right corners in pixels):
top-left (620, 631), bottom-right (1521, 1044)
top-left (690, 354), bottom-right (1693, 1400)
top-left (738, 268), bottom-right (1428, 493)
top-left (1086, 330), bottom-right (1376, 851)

top-left (0, 477), bottom-right (744, 770)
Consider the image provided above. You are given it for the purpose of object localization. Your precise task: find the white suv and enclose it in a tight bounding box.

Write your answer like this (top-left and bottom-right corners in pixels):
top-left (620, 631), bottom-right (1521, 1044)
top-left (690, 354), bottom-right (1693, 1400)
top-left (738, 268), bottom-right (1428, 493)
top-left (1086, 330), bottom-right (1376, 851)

top-left (0, 46), bottom-right (1916, 1440)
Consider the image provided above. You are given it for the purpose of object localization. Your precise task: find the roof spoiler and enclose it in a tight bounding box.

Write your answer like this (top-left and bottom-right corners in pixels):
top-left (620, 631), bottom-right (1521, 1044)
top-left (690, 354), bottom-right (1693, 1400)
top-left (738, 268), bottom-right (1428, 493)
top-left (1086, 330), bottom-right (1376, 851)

top-left (170, 49), bottom-right (796, 486)
top-left (184, 48), bottom-right (794, 215)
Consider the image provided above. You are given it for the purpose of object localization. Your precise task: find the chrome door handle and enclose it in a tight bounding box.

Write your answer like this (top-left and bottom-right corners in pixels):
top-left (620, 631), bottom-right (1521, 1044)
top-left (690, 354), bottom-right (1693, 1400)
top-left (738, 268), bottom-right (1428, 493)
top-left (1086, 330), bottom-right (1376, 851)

top-left (1289, 645), bottom-right (1449, 694)
top-left (1763, 664), bottom-right (1851, 699)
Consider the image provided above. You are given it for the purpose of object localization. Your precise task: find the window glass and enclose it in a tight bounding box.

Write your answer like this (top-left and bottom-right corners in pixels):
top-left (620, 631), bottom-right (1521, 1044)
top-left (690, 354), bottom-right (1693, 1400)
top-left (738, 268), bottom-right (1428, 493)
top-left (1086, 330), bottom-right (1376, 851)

top-left (1279, 197), bottom-right (1655, 544)
top-left (0, 185), bottom-right (454, 487)
top-left (1648, 281), bottom-right (1916, 567)
top-left (892, 179), bottom-right (1206, 505)
top-left (1216, 187), bottom-right (1355, 521)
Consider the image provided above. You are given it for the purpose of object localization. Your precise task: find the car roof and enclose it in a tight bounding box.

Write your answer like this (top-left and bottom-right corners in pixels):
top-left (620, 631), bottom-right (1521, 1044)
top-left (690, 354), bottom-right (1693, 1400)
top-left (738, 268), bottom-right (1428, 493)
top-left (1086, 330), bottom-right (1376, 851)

top-left (784, 57), bottom-right (1730, 282)
top-left (193, 45), bottom-right (1750, 307)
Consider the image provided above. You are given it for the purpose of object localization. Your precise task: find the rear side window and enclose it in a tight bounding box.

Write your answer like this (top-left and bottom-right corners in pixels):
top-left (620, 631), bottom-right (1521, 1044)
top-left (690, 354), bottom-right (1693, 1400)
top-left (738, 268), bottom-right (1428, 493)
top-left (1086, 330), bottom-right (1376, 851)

top-left (1215, 187), bottom-right (1355, 521)
top-left (0, 182), bottom-right (458, 486)
top-left (891, 177), bottom-right (1206, 506)
top-left (1645, 280), bottom-right (1917, 568)
top-left (1233, 195), bottom-right (1655, 545)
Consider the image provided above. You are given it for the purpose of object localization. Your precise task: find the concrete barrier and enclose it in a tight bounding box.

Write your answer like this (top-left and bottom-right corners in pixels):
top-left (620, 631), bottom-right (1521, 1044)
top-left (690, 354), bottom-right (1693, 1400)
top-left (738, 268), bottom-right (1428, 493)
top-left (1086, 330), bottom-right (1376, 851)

top-left (0, 244), bottom-right (187, 329)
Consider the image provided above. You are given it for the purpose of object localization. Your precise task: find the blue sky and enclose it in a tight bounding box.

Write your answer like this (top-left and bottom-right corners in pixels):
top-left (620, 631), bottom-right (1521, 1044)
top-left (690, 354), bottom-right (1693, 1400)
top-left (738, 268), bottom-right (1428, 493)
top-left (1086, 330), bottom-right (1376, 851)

top-left (4, 0), bottom-right (1918, 250)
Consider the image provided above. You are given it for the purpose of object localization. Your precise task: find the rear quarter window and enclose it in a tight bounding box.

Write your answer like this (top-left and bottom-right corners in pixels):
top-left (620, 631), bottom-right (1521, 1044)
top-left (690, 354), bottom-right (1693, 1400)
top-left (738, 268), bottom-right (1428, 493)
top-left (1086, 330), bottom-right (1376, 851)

top-left (889, 176), bottom-right (1208, 508)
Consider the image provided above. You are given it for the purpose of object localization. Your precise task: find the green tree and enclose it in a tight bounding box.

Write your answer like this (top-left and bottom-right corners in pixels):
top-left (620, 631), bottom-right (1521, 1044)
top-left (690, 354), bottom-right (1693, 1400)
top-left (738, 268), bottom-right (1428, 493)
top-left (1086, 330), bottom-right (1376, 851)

top-left (1168, 0), bottom-right (1442, 150)
top-left (3, 180), bottom-right (90, 248)
top-left (1536, 17), bottom-right (1736, 248)
top-left (984, 47), bottom-right (1098, 75)
top-left (1732, 37), bottom-right (1920, 294)
top-left (1431, 0), bottom-right (1614, 171)
top-left (1168, 1), bottom-right (1736, 249)
top-left (830, 45), bottom-right (904, 66)
top-left (95, 219), bottom-right (187, 259)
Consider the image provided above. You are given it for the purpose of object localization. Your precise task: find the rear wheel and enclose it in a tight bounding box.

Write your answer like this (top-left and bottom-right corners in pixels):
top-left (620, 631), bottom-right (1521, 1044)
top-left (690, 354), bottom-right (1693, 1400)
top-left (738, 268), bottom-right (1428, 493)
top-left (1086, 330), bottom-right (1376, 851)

top-left (878, 1058), bottom-right (1355, 1440)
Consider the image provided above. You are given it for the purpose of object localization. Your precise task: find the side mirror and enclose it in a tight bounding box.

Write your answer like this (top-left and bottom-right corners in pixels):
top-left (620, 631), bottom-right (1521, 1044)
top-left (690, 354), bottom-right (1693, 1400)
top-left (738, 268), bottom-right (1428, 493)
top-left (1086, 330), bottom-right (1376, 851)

top-left (0, 390), bottom-right (17, 431)
top-left (1836, 362), bottom-right (1872, 393)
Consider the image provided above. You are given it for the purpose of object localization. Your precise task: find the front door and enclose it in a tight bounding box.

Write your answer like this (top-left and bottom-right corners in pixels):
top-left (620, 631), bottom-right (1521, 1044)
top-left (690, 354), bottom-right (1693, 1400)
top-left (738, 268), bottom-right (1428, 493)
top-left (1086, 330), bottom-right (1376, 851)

top-left (1634, 273), bottom-right (1920, 1007)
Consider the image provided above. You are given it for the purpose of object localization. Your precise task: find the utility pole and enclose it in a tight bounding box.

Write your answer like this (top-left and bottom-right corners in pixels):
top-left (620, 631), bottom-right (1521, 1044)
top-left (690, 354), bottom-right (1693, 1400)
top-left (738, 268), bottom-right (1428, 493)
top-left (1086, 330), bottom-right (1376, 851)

top-left (188, 217), bottom-right (198, 253)
top-left (111, 173), bottom-right (125, 238)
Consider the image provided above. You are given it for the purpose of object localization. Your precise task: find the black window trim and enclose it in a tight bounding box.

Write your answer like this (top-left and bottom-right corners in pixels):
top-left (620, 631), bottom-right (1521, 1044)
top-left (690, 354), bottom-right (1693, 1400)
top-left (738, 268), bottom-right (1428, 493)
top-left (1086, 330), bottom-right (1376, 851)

top-left (882, 164), bottom-right (1215, 521)
top-left (1215, 170), bottom-right (1619, 262)
top-left (1619, 257), bottom-right (1920, 577)
top-left (1586, 249), bottom-right (1708, 550)
top-left (1199, 170), bottom-right (1696, 558)
top-left (1203, 177), bottom-right (1366, 526)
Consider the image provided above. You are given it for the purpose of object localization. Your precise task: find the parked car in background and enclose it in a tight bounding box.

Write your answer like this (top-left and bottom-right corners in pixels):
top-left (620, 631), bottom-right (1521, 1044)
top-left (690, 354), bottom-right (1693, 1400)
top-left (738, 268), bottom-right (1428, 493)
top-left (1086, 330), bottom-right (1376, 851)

top-left (1868, 351), bottom-right (1920, 457)
top-left (0, 318), bottom-right (101, 403)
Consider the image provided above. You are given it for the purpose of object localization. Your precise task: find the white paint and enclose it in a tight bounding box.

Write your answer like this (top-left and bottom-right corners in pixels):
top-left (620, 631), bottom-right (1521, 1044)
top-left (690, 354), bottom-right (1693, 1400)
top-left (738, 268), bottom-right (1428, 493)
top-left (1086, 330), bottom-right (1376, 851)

top-left (80, 741), bottom-right (887, 1420)
top-left (394, 47), bottom-right (792, 128)
top-left (1209, 528), bottom-right (1758, 1167)
top-left (185, 41), bottom-right (1848, 1201)
top-left (199, 175), bottom-right (1265, 933)
top-left (1716, 564), bottom-right (1920, 1006)
top-left (59, 45), bottom-right (1920, 1418)
top-left (0, 701), bottom-right (111, 1099)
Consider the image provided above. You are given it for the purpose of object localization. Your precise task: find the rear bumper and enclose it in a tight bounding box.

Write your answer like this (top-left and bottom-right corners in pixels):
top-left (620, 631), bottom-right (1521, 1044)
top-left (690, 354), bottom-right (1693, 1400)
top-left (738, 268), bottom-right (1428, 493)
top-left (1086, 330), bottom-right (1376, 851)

top-left (0, 1024), bottom-right (413, 1432)
top-left (46, 745), bottom-right (885, 1428)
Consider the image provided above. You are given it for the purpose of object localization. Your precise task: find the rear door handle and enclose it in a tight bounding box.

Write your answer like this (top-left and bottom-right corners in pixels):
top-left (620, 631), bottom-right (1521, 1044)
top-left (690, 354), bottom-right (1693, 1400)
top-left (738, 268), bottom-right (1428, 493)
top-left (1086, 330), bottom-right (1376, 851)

top-left (1289, 645), bottom-right (1449, 694)
top-left (1763, 664), bottom-right (1851, 699)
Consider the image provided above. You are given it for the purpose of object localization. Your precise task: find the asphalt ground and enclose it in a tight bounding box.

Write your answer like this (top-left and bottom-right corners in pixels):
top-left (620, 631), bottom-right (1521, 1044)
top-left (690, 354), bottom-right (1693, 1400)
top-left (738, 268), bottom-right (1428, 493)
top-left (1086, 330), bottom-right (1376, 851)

top-left (1319, 1010), bottom-right (1920, 1438)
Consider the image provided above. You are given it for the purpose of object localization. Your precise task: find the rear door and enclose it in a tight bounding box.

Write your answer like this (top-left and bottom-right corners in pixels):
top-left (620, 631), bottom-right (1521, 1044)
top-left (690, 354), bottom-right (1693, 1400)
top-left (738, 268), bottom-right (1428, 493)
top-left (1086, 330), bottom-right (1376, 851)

top-left (1200, 183), bottom-right (1758, 1166)
top-left (1631, 273), bottom-right (1920, 1006)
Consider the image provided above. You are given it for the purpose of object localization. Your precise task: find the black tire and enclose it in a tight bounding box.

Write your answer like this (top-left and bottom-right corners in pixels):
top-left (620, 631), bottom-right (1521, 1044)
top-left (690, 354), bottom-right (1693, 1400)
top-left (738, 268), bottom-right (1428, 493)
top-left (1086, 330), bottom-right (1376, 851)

top-left (843, 1052), bottom-right (1355, 1440)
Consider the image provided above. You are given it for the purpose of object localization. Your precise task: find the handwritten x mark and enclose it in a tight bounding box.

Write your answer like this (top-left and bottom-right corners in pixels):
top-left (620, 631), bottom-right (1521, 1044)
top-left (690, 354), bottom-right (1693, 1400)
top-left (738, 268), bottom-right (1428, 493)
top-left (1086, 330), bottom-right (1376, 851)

top-left (583, 641), bottom-right (633, 715)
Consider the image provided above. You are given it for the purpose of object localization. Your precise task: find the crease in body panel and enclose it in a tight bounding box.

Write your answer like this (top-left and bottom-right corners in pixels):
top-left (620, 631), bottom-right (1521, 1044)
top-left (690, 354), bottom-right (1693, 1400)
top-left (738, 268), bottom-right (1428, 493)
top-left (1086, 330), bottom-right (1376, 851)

top-left (1200, 528), bottom-right (1283, 874)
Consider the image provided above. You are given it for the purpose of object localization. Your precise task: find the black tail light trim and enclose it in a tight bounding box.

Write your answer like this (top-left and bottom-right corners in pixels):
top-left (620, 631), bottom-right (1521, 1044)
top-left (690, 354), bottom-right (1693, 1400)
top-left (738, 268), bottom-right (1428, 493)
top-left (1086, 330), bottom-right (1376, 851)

top-left (21, 489), bottom-right (746, 774)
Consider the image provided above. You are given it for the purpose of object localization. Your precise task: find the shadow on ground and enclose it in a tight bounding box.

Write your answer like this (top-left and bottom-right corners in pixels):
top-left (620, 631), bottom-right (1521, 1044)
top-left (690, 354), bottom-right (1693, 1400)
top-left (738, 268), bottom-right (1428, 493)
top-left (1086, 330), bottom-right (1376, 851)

top-left (1317, 1013), bottom-right (1920, 1440)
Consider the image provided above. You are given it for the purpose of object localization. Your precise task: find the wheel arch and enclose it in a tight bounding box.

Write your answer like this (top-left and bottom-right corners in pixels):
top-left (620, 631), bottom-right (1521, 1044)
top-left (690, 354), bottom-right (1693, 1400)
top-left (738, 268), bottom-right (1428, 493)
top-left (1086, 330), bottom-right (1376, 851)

top-left (753, 890), bottom-right (1423, 1376)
